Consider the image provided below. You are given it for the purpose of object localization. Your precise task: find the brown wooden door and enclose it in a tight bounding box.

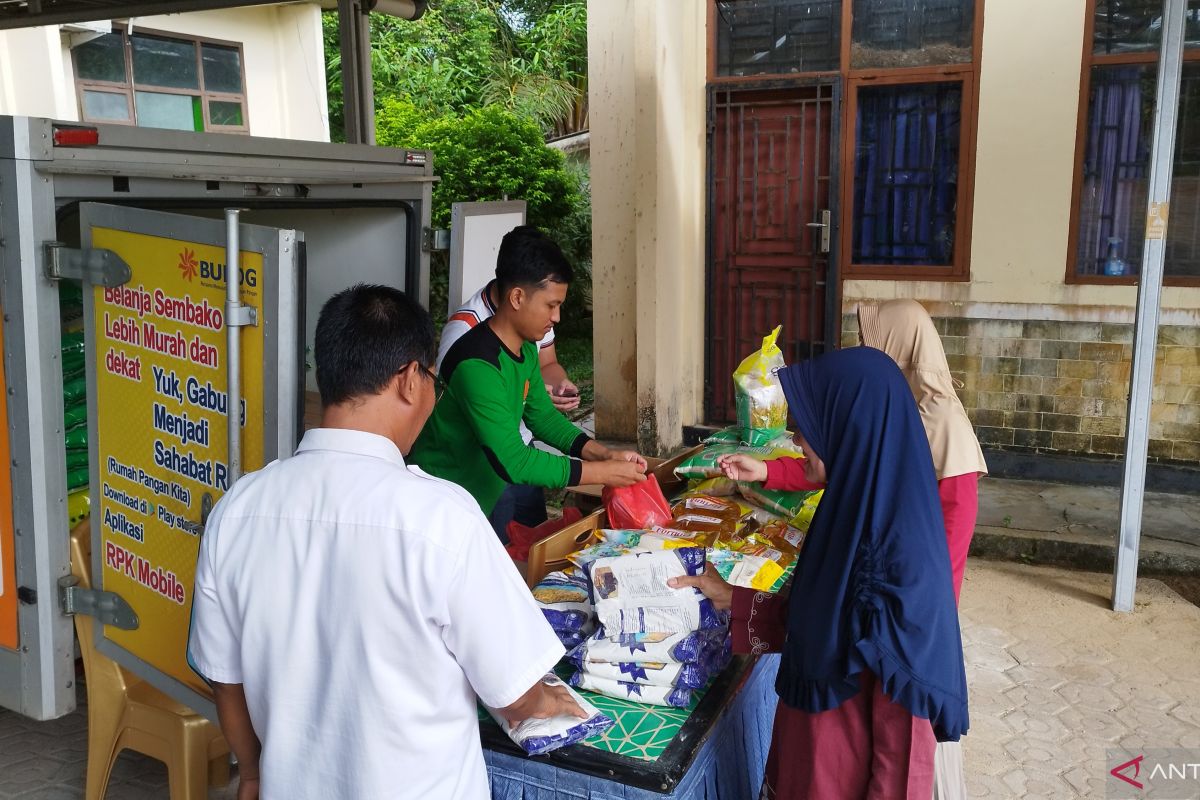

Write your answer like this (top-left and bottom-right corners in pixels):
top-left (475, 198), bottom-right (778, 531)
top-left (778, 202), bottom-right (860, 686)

top-left (707, 84), bottom-right (837, 424)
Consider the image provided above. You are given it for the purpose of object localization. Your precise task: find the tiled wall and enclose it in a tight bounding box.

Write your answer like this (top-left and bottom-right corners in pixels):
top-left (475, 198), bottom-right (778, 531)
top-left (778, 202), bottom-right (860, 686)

top-left (841, 315), bottom-right (1200, 465)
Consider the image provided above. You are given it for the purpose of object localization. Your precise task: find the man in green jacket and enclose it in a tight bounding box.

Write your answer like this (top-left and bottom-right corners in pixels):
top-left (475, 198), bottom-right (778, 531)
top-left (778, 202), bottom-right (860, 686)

top-left (411, 226), bottom-right (646, 540)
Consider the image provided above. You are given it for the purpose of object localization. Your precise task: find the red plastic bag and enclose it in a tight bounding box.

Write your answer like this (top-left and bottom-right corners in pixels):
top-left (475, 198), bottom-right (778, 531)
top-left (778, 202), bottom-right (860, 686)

top-left (603, 474), bottom-right (672, 530)
top-left (505, 507), bottom-right (583, 562)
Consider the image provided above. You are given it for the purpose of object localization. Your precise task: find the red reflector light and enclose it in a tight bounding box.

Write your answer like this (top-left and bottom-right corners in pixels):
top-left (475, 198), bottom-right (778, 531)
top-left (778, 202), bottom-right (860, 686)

top-left (53, 127), bottom-right (100, 147)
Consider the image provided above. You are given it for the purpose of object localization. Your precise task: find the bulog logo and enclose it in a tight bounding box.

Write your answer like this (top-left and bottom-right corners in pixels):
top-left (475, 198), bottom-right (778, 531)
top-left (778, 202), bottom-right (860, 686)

top-left (178, 248), bottom-right (198, 282)
top-left (177, 247), bottom-right (259, 287)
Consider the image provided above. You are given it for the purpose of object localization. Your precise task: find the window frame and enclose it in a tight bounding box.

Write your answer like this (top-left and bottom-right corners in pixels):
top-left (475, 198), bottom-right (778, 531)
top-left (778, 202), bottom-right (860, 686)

top-left (73, 26), bottom-right (249, 135)
top-left (1066, 0), bottom-right (1200, 287)
top-left (840, 69), bottom-right (978, 280)
top-left (707, 0), bottom-right (985, 282)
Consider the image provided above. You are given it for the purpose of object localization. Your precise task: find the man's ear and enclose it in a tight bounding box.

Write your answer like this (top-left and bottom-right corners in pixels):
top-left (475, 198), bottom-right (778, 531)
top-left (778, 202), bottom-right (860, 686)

top-left (508, 285), bottom-right (526, 310)
top-left (395, 362), bottom-right (422, 406)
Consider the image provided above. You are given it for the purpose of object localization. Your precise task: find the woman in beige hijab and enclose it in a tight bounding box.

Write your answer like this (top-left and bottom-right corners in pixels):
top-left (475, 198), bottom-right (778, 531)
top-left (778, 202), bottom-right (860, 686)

top-left (858, 299), bottom-right (986, 800)
top-left (857, 299), bottom-right (987, 603)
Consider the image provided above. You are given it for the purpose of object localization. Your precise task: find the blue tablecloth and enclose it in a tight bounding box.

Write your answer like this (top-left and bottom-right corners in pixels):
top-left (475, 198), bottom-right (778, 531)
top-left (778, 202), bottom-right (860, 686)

top-left (485, 654), bottom-right (780, 800)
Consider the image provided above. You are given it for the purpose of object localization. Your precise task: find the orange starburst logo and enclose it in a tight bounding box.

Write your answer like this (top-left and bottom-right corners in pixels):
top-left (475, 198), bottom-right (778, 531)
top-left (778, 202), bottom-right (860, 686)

top-left (178, 248), bottom-right (198, 281)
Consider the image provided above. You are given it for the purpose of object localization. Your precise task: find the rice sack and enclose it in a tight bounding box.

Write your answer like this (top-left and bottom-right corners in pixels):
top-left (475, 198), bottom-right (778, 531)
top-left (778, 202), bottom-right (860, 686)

top-left (587, 548), bottom-right (725, 637)
top-left (485, 674), bottom-right (614, 756)
top-left (532, 570), bottom-right (595, 640)
top-left (571, 628), bottom-right (719, 665)
top-left (567, 656), bottom-right (710, 690)
top-left (569, 671), bottom-right (693, 708)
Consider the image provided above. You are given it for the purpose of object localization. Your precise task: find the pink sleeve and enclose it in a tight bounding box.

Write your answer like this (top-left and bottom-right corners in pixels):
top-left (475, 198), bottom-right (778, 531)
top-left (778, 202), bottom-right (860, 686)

top-left (763, 457), bottom-right (825, 492)
top-left (730, 587), bottom-right (789, 655)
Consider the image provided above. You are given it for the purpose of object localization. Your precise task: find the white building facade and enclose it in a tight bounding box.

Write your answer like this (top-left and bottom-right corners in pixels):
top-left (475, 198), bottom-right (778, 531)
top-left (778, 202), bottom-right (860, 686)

top-left (0, 2), bottom-right (329, 142)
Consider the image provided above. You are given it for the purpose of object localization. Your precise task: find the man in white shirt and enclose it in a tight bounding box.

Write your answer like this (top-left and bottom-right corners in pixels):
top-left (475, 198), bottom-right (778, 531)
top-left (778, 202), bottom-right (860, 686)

top-left (437, 225), bottom-right (582, 539)
top-left (188, 284), bottom-right (582, 800)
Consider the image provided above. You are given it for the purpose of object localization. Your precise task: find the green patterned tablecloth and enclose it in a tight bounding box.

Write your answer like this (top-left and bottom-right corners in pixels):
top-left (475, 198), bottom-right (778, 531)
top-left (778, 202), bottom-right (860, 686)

top-left (568, 677), bottom-right (711, 761)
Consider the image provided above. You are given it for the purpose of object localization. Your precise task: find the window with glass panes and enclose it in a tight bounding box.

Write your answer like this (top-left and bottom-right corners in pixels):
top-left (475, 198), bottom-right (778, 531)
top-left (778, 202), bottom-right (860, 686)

top-left (73, 28), bottom-right (247, 133)
top-left (1068, 0), bottom-right (1200, 283)
top-left (710, 0), bottom-right (981, 280)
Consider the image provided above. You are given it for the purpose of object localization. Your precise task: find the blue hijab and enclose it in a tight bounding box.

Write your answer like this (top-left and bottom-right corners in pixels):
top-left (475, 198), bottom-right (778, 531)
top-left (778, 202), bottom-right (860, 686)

top-left (777, 347), bottom-right (968, 742)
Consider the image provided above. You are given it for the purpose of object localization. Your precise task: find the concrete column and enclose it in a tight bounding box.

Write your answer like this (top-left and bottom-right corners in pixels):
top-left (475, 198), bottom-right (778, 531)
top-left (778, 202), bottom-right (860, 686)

top-left (0, 27), bottom-right (79, 121)
top-left (588, 0), bottom-right (707, 455)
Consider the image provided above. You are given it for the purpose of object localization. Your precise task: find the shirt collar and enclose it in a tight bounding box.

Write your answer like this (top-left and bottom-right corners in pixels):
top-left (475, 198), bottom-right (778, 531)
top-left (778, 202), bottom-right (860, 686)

top-left (482, 279), bottom-right (497, 314)
top-left (295, 428), bottom-right (407, 468)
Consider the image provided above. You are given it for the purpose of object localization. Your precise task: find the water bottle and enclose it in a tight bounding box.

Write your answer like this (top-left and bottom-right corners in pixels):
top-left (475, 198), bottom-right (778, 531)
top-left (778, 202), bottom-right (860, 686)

top-left (1104, 238), bottom-right (1127, 276)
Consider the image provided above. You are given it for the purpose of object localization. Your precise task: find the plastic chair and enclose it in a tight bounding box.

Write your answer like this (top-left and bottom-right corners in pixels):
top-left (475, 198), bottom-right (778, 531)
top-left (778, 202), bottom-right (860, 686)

top-left (69, 521), bottom-right (230, 800)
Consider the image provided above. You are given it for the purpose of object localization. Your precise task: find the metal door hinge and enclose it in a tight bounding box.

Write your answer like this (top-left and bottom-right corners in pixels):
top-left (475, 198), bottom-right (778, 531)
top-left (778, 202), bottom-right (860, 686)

top-left (59, 576), bottom-right (139, 630)
top-left (422, 227), bottom-right (450, 253)
top-left (44, 242), bottom-right (132, 286)
top-left (225, 305), bottom-right (258, 327)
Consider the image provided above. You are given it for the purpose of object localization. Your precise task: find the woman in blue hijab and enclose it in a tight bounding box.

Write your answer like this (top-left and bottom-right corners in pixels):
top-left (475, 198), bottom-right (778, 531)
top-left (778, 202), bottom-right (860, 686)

top-left (672, 347), bottom-right (968, 798)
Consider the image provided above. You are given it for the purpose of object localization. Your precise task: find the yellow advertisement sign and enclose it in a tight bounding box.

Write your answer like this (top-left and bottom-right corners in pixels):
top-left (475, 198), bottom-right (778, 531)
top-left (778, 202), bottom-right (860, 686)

top-left (91, 228), bottom-right (263, 695)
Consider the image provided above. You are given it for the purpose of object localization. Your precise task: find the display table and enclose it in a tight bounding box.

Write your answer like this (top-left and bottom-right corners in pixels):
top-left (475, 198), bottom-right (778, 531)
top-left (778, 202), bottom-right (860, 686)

top-left (481, 654), bottom-right (780, 799)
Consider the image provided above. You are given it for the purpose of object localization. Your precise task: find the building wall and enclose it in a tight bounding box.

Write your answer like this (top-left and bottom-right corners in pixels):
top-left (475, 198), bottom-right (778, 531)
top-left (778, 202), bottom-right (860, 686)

top-left (0, 27), bottom-right (79, 120)
top-left (589, 0), bottom-right (707, 454)
top-left (842, 0), bottom-right (1200, 466)
top-left (592, 0), bottom-right (1200, 459)
top-left (841, 312), bottom-right (1200, 464)
top-left (0, 3), bottom-right (329, 142)
top-left (844, 0), bottom-right (1200, 312)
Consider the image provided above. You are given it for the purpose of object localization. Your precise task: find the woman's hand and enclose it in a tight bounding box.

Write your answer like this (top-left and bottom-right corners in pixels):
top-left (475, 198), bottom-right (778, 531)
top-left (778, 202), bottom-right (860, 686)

top-left (668, 563), bottom-right (734, 611)
top-left (716, 454), bottom-right (768, 483)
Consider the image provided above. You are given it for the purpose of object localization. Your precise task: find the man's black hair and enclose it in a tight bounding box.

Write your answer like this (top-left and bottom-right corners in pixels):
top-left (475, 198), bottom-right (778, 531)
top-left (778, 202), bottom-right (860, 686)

top-left (495, 225), bottom-right (574, 297)
top-left (314, 284), bottom-right (436, 407)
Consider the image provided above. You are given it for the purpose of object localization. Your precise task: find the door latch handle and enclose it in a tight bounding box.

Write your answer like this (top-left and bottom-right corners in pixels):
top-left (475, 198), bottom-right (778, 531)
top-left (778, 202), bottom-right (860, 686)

top-left (806, 210), bottom-right (831, 253)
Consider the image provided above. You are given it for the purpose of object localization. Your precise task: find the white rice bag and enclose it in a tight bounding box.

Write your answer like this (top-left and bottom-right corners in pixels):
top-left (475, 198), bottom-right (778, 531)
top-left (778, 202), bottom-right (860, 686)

top-left (532, 571), bottom-right (595, 635)
top-left (485, 674), bottom-right (614, 756)
top-left (567, 656), bottom-right (709, 689)
top-left (571, 628), bottom-right (717, 665)
top-left (588, 548), bottom-right (720, 637)
top-left (569, 671), bottom-right (692, 708)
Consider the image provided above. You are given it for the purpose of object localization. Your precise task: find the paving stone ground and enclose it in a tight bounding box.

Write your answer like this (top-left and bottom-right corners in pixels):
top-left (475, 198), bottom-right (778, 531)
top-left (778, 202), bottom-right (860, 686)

top-left (0, 681), bottom-right (237, 799)
top-left (2, 532), bottom-right (1198, 798)
top-left (959, 558), bottom-right (1200, 799)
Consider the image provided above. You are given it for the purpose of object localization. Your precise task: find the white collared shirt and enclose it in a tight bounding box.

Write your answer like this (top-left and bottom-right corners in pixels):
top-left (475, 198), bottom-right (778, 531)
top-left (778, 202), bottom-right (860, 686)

top-left (188, 428), bottom-right (564, 800)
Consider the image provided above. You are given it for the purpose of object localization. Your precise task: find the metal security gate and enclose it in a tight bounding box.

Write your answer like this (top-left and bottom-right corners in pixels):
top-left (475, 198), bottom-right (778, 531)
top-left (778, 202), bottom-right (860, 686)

top-left (706, 83), bottom-right (839, 423)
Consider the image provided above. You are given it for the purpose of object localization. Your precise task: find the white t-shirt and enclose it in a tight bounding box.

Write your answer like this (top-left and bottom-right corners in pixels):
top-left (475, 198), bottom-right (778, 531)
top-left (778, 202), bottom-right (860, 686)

top-left (188, 428), bottom-right (564, 800)
top-left (438, 280), bottom-right (556, 446)
top-left (437, 280), bottom-right (555, 370)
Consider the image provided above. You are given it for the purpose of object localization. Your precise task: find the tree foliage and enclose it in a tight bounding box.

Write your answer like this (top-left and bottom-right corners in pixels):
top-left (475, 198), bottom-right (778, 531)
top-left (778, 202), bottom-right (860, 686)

top-left (377, 100), bottom-right (579, 230)
top-left (322, 0), bottom-right (587, 140)
top-left (325, 1), bottom-right (592, 326)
